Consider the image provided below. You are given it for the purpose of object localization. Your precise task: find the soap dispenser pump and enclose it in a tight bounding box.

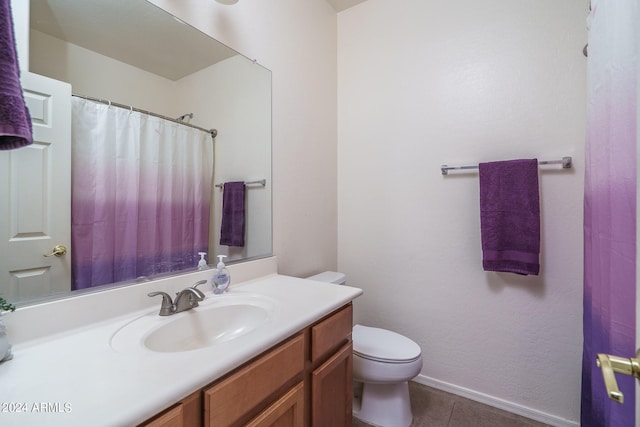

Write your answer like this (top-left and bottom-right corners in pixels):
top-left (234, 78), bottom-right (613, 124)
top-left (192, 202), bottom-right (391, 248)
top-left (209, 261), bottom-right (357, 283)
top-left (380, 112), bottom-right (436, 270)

top-left (197, 252), bottom-right (208, 269)
top-left (212, 255), bottom-right (230, 294)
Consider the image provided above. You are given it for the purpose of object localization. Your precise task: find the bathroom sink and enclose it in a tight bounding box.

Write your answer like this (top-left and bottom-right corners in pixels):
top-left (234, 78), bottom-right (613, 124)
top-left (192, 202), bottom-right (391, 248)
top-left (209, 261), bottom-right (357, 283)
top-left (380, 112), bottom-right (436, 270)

top-left (110, 294), bottom-right (276, 353)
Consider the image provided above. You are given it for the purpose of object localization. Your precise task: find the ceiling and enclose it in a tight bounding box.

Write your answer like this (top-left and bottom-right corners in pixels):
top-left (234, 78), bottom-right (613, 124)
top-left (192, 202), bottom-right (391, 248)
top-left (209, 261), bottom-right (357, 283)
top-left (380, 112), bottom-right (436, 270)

top-left (326, 0), bottom-right (368, 12)
top-left (29, 0), bottom-right (237, 81)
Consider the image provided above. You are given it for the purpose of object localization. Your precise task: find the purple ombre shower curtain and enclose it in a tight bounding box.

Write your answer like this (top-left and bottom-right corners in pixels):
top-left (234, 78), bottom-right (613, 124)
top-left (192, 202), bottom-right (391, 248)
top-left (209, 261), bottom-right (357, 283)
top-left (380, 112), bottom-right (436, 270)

top-left (71, 98), bottom-right (213, 290)
top-left (581, 0), bottom-right (638, 426)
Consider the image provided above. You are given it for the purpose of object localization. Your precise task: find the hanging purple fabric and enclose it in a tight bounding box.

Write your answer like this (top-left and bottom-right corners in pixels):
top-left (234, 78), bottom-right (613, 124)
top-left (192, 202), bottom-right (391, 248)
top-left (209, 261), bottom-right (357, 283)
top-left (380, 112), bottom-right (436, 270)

top-left (220, 182), bottom-right (246, 247)
top-left (479, 159), bottom-right (540, 276)
top-left (0, 0), bottom-right (32, 150)
top-left (70, 99), bottom-right (213, 289)
top-left (581, 1), bottom-right (637, 426)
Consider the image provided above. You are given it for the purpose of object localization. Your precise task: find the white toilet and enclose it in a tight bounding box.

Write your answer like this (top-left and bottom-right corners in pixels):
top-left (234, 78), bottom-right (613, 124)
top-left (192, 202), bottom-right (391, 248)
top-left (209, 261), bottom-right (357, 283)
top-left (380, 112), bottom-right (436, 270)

top-left (306, 271), bottom-right (423, 427)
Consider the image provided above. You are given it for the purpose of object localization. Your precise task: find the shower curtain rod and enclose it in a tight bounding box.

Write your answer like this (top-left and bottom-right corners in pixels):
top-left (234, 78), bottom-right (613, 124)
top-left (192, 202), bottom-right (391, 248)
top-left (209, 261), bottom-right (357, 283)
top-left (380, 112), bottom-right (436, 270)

top-left (72, 94), bottom-right (218, 138)
top-left (440, 156), bottom-right (572, 175)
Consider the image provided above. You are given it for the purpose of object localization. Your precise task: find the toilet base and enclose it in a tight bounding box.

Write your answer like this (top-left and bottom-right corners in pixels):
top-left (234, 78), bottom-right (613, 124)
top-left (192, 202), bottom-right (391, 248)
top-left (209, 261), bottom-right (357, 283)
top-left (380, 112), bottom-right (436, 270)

top-left (353, 381), bottom-right (413, 427)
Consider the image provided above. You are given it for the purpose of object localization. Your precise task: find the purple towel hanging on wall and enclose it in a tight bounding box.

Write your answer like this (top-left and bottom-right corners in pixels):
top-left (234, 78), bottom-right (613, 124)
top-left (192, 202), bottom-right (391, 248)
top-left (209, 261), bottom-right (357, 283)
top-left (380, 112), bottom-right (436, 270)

top-left (479, 159), bottom-right (540, 275)
top-left (0, 0), bottom-right (32, 150)
top-left (220, 182), bottom-right (246, 247)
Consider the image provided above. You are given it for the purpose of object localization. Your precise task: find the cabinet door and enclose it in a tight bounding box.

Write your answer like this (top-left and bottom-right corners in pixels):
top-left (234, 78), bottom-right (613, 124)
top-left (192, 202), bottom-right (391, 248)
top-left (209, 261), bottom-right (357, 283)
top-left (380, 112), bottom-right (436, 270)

top-left (204, 334), bottom-right (304, 426)
top-left (138, 390), bottom-right (200, 427)
top-left (139, 404), bottom-right (183, 427)
top-left (311, 342), bottom-right (353, 427)
top-left (246, 382), bottom-right (304, 427)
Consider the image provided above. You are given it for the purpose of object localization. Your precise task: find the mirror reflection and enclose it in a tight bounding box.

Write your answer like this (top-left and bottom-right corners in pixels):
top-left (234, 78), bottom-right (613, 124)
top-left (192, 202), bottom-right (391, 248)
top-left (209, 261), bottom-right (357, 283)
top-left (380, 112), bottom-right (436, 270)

top-left (0, 0), bottom-right (272, 305)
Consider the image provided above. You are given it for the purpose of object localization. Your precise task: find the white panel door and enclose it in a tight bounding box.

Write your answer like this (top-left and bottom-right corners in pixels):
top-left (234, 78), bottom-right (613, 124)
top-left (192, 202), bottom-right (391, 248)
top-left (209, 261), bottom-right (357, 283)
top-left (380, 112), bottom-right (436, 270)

top-left (0, 72), bottom-right (71, 303)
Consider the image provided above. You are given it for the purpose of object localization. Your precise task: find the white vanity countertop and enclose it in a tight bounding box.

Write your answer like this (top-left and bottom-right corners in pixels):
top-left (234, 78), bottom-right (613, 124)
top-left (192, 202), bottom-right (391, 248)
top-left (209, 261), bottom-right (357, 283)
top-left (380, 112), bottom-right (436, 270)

top-left (0, 274), bottom-right (362, 426)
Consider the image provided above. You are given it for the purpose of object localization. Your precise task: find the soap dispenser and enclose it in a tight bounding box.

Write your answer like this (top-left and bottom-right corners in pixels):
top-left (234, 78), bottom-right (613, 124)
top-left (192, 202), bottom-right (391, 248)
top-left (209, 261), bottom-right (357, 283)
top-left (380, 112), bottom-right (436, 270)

top-left (197, 252), bottom-right (208, 270)
top-left (212, 255), bottom-right (230, 294)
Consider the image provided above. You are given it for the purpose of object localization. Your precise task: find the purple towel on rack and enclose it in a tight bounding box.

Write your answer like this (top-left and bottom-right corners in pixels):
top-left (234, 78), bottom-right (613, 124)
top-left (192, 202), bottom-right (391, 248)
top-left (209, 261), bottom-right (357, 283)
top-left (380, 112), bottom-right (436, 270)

top-left (479, 159), bottom-right (540, 275)
top-left (220, 182), bottom-right (246, 247)
top-left (0, 0), bottom-right (32, 150)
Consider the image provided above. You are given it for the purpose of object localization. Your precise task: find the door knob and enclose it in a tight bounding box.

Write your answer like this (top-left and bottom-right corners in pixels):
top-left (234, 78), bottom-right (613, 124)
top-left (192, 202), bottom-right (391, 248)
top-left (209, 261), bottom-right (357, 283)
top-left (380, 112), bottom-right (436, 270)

top-left (596, 350), bottom-right (640, 404)
top-left (43, 245), bottom-right (67, 257)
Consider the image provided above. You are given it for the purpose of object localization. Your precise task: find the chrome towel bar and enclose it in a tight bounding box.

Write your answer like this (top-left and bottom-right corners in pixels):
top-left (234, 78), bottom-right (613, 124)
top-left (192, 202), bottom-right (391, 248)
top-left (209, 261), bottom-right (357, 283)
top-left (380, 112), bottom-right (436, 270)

top-left (441, 157), bottom-right (572, 175)
top-left (215, 179), bottom-right (267, 190)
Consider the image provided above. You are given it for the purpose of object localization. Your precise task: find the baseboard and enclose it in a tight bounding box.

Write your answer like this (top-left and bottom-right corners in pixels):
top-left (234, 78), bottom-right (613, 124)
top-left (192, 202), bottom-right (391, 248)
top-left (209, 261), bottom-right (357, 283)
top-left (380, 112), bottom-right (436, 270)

top-left (412, 374), bottom-right (579, 427)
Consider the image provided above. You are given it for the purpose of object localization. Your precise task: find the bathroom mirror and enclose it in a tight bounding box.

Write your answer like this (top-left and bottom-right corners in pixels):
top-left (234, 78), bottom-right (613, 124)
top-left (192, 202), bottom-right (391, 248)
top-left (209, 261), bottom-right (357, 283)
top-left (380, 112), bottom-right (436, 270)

top-left (0, 0), bottom-right (271, 305)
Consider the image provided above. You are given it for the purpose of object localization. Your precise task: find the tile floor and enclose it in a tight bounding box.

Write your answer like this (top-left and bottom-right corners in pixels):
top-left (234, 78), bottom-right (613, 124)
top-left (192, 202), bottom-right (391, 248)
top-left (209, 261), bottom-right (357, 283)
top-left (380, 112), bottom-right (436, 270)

top-left (353, 382), bottom-right (551, 427)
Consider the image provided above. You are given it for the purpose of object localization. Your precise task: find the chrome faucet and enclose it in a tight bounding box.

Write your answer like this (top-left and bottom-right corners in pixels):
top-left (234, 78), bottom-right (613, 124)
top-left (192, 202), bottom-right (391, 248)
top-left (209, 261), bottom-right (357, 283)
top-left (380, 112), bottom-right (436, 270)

top-left (174, 286), bottom-right (206, 312)
top-left (148, 280), bottom-right (207, 316)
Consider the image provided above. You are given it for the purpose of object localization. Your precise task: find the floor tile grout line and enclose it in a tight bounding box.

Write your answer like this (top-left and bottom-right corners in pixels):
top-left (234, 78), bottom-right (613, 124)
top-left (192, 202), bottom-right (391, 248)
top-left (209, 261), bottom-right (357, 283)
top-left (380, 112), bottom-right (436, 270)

top-left (445, 401), bottom-right (457, 427)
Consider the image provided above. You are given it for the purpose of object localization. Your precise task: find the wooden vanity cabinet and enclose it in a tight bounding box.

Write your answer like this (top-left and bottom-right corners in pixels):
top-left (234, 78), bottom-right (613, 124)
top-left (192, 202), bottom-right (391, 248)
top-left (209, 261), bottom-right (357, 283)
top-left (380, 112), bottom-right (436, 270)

top-left (204, 334), bottom-right (305, 426)
top-left (308, 304), bottom-right (353, 427)
top-left (140, 303), bottom-right (353, 427)
top-left (245, 382), bottom-right (305, 427)
top-left (139, 390), bottom-right (201, 427)
top-left (140, 404), bottom-right (183, 427)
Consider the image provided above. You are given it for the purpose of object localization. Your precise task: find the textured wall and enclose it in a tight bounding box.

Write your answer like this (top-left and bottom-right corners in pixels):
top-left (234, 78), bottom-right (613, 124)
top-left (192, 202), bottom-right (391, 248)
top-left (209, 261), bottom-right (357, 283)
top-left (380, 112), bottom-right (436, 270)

top-left (337, 0), bottom-right (586, 423)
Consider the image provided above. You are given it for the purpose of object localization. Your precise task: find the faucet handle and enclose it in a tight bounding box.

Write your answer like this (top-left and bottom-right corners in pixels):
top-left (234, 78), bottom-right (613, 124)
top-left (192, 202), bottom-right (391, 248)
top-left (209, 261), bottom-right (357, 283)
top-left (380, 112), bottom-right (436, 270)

top-left (148, 291), bottom-right (175, 316)
top-left (148, 291), bottom-right (172, 301)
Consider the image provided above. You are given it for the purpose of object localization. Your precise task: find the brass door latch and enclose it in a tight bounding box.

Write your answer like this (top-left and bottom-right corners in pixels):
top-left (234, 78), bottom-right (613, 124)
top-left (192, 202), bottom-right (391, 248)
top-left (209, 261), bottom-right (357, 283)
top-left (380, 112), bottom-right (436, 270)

top-left (596, 351), bottom-right (640, 404)
top-left (43, 245), bottom-right (67, 257)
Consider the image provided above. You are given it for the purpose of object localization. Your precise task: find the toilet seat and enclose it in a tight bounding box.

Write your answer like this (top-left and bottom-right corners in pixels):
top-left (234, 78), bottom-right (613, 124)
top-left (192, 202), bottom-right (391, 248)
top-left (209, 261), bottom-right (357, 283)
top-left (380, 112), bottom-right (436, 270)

top-left (353, 324), bottom-right (421, 364)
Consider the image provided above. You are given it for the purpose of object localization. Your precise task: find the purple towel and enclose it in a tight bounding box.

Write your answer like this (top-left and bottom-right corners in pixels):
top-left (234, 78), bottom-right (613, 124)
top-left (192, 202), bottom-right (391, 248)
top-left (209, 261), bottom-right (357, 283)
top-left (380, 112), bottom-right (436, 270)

top-left (479, 159), bottom-right (540, 275)
top-left (220, 182), bottom-right (246, 247)
top-left (0, 0), bottom-right (32, 150)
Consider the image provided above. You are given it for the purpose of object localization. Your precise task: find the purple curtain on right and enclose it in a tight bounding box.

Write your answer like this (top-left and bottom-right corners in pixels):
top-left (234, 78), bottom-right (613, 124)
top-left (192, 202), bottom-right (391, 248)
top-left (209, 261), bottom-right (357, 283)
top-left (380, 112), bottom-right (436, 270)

top-left (581, 0), bottom-right (638, 426)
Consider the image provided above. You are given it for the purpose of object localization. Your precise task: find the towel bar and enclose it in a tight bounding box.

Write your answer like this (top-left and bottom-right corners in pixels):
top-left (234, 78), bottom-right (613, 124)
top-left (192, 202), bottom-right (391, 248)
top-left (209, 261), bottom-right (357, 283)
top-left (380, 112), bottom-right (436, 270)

top-left (215, 179), bottom-right (267, 190)
top-left (441, 157), bottom-right (572, 175)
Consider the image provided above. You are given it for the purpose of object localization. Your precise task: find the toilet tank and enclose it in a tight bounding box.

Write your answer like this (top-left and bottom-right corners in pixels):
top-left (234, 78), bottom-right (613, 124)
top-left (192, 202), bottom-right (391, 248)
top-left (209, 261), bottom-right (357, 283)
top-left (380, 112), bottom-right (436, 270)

top-left (306, 271), bottom-right (346, 286)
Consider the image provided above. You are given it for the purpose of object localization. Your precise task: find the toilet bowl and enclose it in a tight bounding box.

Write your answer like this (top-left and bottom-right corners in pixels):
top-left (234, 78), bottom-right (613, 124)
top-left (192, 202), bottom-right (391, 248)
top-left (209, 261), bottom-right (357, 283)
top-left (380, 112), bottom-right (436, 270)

top-left (306, 271), bottom-right (423, 427)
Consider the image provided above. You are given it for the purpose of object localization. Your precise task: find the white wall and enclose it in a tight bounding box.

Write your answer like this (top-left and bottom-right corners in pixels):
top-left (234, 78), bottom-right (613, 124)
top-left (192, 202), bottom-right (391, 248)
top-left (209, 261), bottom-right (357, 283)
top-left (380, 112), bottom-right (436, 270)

top-left (175, 55), bottom-right (272, 261)
top-left (338, 0), bottom-right (585, 425)
top-left (29, 30), bottom-right (176, 115)
top-left (150, 0), bottom-right (340, 277)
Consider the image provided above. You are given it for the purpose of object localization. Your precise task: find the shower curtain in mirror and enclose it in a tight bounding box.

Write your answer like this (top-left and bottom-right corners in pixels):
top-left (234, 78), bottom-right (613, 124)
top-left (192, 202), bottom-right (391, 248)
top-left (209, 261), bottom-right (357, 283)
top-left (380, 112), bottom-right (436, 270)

top-left (581, 0), bottom-right (638, 426)
top-left (71, 98), bottom-right (213, 290)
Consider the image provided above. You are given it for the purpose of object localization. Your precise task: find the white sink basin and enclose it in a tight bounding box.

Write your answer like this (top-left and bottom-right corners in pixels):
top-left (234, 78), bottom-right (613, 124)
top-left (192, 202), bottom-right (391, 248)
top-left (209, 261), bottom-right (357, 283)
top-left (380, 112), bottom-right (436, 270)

top-left (110, 294), bottom-right (276, 353)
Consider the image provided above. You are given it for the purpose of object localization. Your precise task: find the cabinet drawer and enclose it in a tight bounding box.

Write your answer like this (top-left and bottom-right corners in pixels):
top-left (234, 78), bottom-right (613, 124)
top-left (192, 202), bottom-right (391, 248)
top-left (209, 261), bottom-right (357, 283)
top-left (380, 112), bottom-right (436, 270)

top-left (204, 334), bottom-right (305, 426)
top-left (311, 304), bottom-right (353, 363)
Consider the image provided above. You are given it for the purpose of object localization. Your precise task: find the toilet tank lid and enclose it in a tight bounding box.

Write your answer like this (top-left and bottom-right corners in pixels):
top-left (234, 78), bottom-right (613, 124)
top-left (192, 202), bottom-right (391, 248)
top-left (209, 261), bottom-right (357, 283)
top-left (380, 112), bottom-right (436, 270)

top-left (306, 271), bottom-right (346, 285)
